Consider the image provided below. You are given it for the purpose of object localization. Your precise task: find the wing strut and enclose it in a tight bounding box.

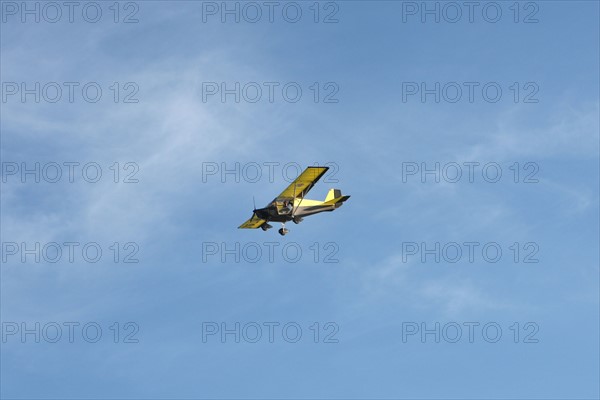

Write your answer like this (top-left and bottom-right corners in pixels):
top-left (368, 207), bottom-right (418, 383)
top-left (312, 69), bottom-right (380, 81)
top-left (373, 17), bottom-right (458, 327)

top-left (291, 182), bottom-right (305, 217)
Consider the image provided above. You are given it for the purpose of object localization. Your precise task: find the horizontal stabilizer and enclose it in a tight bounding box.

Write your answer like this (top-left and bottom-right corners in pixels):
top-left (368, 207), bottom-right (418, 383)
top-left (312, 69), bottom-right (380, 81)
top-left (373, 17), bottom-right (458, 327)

top-left (323, 195), bottom-right (350, 207)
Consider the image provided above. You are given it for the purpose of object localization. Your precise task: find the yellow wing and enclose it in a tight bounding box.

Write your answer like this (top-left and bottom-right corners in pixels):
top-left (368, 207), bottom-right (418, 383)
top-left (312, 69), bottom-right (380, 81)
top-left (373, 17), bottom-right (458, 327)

top-left (276, 166), bottom-right (329, 200)
top-left (238, 214), bottom-right (266, 229)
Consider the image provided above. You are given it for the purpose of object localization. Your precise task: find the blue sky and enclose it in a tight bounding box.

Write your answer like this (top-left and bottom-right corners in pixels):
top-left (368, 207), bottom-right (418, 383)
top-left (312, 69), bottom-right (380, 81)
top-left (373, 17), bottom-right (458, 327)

top-left (1, 1), bottom-right (599, 399)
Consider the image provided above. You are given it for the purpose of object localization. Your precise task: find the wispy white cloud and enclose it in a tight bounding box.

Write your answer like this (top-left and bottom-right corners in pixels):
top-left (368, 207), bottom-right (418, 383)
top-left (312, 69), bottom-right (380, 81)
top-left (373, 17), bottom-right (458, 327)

top-left (457, 102), bottom-right (599, 161)
top-left (358, 253), bottom-right (515, 318)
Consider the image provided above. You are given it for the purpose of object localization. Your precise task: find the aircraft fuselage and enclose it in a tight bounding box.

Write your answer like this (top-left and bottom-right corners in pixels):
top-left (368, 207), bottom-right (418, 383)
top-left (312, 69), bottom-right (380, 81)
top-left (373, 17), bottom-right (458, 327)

top-left (253, 199), bottom-right (337, 223)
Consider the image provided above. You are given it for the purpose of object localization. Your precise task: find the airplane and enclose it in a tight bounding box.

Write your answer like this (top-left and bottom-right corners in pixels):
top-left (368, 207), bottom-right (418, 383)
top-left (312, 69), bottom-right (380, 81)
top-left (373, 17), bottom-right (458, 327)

top-left (238, 166), bottom-right (350, 236)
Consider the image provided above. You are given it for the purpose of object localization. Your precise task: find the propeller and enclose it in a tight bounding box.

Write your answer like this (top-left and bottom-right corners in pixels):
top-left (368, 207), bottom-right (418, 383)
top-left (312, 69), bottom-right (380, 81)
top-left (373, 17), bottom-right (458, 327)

top-left (251, 196), bottom-right (263, 220)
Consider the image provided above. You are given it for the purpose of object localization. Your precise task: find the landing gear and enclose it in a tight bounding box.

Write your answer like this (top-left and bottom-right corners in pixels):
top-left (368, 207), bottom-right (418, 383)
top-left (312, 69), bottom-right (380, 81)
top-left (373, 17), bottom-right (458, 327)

top-left (261, 223), bottom-right (273, 231)
top-left (278, 223), bottom-right (289, 236)
top-left (293, 216), bottom-right (303, 224)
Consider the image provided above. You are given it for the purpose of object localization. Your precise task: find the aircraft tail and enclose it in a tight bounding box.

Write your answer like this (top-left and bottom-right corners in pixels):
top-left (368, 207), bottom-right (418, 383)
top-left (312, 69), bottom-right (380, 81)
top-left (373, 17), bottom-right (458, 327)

top-left (323, 189), bottom-right (350, 208)
top-left (325, 189), bottom-right (342, 202)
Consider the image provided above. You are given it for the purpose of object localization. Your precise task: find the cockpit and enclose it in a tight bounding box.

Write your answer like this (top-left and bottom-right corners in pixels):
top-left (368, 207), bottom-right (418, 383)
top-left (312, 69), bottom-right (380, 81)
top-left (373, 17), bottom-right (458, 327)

top-left (276, 200), bottom-right (294, 215)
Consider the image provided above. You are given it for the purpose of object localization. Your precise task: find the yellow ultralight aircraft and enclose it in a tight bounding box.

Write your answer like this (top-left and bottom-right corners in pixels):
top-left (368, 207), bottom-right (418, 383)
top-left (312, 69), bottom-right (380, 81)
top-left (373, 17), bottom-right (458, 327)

top-left (239, 166), bottom-right (350, 236)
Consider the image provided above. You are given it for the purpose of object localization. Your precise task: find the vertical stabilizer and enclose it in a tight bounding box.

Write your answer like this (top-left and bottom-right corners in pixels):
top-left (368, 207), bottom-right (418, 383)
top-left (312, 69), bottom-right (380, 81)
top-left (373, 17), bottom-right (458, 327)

top-left (325, 189), bottom-right (342, 202)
